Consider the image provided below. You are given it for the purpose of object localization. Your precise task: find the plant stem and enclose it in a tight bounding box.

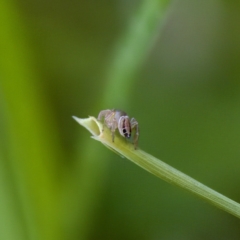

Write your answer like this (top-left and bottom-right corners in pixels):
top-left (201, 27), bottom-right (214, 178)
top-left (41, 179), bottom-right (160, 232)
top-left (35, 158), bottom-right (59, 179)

top-left (73, 116), bottom-right (240, 219)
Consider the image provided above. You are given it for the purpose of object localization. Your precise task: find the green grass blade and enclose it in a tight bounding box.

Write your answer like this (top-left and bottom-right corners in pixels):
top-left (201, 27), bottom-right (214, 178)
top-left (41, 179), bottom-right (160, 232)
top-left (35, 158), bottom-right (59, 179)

top-left (74, 116), bottom-right (240, 219)
top-left (0, 1), bottom-right (63, 239)
top-left (103, 0), bottom-right (170, 106)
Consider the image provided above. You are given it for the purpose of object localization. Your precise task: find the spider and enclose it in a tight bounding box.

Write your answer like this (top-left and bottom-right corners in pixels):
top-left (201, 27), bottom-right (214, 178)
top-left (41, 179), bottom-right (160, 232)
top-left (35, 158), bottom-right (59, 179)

top-left (97, 109), bottom-right (139, 149)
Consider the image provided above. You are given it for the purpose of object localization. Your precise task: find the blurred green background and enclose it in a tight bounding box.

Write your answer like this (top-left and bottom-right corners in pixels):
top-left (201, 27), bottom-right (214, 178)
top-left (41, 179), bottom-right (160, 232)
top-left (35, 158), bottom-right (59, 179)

top-left (1, 0), bottom-right (240, 239)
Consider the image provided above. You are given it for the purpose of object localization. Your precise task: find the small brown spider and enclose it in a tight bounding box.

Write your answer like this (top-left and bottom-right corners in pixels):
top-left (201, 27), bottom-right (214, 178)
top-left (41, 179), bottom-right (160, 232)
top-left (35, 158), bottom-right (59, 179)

top-left (97, 109), bottom-right (139, 149)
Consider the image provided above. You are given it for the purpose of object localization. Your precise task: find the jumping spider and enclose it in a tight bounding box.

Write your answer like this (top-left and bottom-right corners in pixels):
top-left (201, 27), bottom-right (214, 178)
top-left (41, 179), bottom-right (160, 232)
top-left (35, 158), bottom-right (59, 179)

top-left (97, 109), bottom-right (139, 149)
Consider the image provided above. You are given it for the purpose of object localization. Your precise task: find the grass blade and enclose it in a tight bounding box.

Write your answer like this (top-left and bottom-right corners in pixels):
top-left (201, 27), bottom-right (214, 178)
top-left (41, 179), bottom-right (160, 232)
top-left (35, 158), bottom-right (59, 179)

top-left (74, 116), bottom-right (240, 219)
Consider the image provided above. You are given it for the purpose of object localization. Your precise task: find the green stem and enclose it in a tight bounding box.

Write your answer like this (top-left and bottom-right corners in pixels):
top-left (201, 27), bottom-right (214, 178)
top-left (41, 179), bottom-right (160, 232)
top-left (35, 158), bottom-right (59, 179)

top-left (74, 116), bottom-right (240, 219)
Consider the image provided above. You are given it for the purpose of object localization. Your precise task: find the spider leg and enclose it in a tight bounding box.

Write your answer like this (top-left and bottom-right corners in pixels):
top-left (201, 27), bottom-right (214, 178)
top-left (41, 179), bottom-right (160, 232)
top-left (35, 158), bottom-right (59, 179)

top-left (110, 117), bottom-right (118, 142)
top-left (97, 109), bottom-right (112, 121)
top-left (97, 109), bottom-right (112, 132)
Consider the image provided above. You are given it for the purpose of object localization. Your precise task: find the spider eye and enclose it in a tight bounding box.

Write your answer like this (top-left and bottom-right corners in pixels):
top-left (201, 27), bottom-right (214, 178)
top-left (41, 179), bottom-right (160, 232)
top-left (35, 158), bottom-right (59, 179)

top-left (122, 129), bottom-right (131, 138)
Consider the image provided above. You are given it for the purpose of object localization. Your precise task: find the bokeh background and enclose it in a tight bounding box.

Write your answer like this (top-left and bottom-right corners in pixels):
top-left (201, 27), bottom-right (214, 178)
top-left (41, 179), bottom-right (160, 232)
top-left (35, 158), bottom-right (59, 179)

top-left (1, 0), bottom-right (240, 239)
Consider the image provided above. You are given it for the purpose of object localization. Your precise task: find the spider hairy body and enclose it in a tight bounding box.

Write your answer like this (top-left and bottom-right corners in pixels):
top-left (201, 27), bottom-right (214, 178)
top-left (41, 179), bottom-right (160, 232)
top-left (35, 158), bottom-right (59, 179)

top-left (97, 109), bottom-right (139, 149)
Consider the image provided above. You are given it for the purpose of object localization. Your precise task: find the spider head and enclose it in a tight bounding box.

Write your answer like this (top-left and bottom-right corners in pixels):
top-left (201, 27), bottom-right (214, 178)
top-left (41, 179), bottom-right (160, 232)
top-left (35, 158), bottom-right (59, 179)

top-left (118, 116), bottom-right (131, 139)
